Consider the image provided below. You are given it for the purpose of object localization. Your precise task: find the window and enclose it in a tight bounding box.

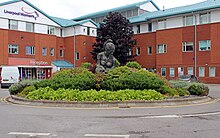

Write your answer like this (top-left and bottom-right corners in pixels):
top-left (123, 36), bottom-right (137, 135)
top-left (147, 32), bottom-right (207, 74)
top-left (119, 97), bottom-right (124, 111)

top-left (133, 9), bottom-right (138, 16)
top-left (26, 46), bottom-right (35, 55)
top-left (148, 23), bottom-right (152, 32)
top-left (187, 67), bottom-right (194, 75)
top-left (184, 15), bottom-right (194, 26)
top-left (199, 67), bottom-right (205, 77)
top-left (161, 68), bottom-right (166, 77)
top-left (158, 19), bottom-right (166, 30)
top-left (127, 10), bottom-right (132, 18)
top-left (178, 67), bottom-right (184, 77)
top-left (137, 25), bottom-right (140, 34)
top-left (182, 42), bottom-right (194, 52)
top-left (170, 68), bottom-right (175, 77)
top-left (47, 26), bottom-right (55, 35)
top-left (87, 27), bottom-right (90, 35)
top-left (157, 44), bottom-right (167, 54)
top-left (9, 20), bottom-right (18, 30)
top-left (8, 44), bottom-right (18, 54)
top-left (200, 13), bottom-right (210, 24)
top-left (60, 49), bottom-right (64, 57)
top-left (60, 29), bottom-right (63, 37)
top-left (37, 68), bottom-right (46, 80)
top-left (26, 22), bottom-right (34, 32)
top-left (50, 48), bottom-right (54, 56)
top-left (148, 46), bottom-right (152, 55)
top-left (42, 48), bottom-right (47, 56)
top-left (128, 48), bottom-right (132, 56)
top-left (199, 40), bottom-right (211, 51)
top-left (76, 52), bottom-right (80, 60)
top-left (209, 67), bottom-right (216, 77)
top-left (136, 47), bottom-right (140, 55)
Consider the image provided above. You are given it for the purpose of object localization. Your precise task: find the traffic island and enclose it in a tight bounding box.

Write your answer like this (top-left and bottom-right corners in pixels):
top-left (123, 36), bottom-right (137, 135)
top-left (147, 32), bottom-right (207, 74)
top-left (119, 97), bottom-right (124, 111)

top-left (6, 95), bottom-right (217, 108)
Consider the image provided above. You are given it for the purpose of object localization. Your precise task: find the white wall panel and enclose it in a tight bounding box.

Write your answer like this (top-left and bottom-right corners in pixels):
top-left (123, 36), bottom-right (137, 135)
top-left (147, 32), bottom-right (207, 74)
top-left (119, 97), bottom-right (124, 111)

top-left (166, 17), bottom-right (183, 29)
top-left (0, 18), bottom-right (8, 29)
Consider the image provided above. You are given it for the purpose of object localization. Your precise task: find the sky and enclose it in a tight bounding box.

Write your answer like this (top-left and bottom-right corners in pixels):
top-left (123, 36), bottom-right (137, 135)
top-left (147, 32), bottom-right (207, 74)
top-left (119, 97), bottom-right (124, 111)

top-left (1, 0), bottom-right (206, 19)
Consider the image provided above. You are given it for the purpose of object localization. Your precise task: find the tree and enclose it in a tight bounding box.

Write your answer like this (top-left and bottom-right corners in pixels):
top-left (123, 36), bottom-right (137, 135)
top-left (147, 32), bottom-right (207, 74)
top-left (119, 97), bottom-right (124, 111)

top-left (91, 12), bottom-right (136, 65)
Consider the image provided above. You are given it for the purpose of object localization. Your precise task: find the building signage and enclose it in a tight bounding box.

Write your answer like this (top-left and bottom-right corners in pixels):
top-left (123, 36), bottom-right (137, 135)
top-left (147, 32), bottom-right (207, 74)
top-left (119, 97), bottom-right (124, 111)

top-left (4, 7), bottom-right (39, 20)
top-left (30, 60), bottom-right (48, 66)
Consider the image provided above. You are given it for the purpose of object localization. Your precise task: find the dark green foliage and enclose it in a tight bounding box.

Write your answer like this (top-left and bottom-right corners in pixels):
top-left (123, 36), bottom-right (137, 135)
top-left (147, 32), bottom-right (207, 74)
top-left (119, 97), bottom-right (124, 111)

top-left (157, 86), bottom-right (178, 96)
top-left (18, 86), bottom-right (36, 97)
top-left (9, 83), bottom-right (23, 95)
top-left (188, 84), bottom-right (209, 96)
top-left (176, 88), bottom-right (190, 96)
top-left (35, 68), bottom-right (96, 90)
top-left (126, 61), bottom-right (142, 69)
top-left (91, 12), bottom-right (136, 65)
top-left (26, 87), bottom-right (164, 102)
top-left (101, 66), bottom-right (165, 91)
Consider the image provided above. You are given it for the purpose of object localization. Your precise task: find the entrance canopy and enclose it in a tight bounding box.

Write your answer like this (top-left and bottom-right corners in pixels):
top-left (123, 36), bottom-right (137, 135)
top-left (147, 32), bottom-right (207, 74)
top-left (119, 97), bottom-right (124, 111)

top-left (52, 60), bottom-right (74, 68)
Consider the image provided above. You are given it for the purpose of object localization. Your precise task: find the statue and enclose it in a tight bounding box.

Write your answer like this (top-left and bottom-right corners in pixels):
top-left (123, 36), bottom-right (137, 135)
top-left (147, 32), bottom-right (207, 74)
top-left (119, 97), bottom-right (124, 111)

top-left (95, 39), bottom-right (117, 73)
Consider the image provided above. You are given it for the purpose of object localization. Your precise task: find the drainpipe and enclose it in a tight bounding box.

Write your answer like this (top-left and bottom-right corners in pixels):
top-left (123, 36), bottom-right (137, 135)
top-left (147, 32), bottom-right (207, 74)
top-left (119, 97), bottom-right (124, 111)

top-left (73, 26), bottom-right (76, 68)
top-left (194, 13), bottom-right (197, 77)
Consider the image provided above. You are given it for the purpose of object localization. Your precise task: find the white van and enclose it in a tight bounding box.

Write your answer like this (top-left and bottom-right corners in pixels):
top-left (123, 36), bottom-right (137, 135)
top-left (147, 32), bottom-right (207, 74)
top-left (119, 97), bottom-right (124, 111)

top-left (0, 66), bottom-right (20, 88)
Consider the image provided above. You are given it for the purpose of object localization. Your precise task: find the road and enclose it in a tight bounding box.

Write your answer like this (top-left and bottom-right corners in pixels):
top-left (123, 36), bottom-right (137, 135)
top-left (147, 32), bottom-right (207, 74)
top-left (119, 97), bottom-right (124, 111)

top-left (0, 85), bottom-right (220, 138)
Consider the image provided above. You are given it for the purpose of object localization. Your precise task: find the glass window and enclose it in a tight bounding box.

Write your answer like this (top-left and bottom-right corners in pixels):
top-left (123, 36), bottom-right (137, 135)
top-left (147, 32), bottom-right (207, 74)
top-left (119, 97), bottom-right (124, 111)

top-left (187, 67), bottom-right (194, 75)
top-left (157, 44), bottom-right (167, 54)
top-left (9, 20), bottom-right (18, 30)
top-left (8, 44), bottom-right (18, 54)
top-left (42, 48), bottom-right (47, 56)
top-left (128, 48), bottom-right (132, 56)
top-left (199, 40), bottom-right (211, 51)
top-left (37, 68), bottom-right (46, 80)
top-left (60, 49), bottom-right (64, 57)
top-left (127, 10), bottom-right (132, 18)
top-left (26, 46), bottom-right (35, 55)
top-left (26, 22), bottom-right (34, 32)
top-left (50, 48), bottom-right (54, 56)
top-left (199, 67), bottom-right (205, 77)
top-left (47, 26), bottom-right (55, 35)
top-left (137, 25), bottom-right (140, 34)
top-left (184, 15), bottom-right (194, 26)
top-left (161, 68), bottom-right (166, 77)
top-left (158, 19), bottom-right (166, 30)
top-left (170, 68), bottom-right (175, 77)
top-left (76, 52), bottom-right (80, 60)
top-left (148, 46), bottom-right (152, 55)
top-left (200, 13), bottom-right (211, 24)
top-left (148, 23), bottom-right (152, 32)
top-left (178, 67), bottom-right (184, 77)
top-left (136, 47), bottom-right (141, 55)
top-left (209, 67), bottom-right (216, 77)
top-left (182, 42), bottom-right (194, 52)
top-left (87, 27), bottom-right (90, 35)
top-left (133, 9), bottom-right (138, 16)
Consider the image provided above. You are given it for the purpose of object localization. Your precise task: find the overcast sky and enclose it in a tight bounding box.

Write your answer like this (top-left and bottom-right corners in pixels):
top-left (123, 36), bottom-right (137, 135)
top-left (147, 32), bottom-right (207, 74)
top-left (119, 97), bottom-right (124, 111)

top-left (2, 0), bottom-right (206, 19)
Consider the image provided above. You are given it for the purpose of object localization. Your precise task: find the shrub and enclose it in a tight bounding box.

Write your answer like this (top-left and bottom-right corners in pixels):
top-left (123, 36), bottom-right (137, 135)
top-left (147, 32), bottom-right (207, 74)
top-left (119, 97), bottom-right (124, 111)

top-left (158, 86), bottom-right (179, 96)
top-left (36, 67), bottom-right (96, 90)
top-left (20, 79), bottom-right (38, 88)
top-left (176, 88), bottom-right (190, 96)
top-left (126, 61), bottom-right (142, 69)
top-left (101, 66), bottom-right (165, 91)
top-left (18, 86), bottom-right (36, 97)
top-left (169, 80), bottom-right (190, 89)
top-left (80, 62), bottom-right (92, 69)
top-left (9, 83), bottom-right (23, 95)
top-left (188, 84), bottom-right (209, 96)
top-left (26, 87), bottom-right (165, 102)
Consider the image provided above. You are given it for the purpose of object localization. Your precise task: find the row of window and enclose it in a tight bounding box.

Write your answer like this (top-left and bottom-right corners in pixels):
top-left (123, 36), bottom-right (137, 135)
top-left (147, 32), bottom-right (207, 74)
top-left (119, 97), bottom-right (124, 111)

top-left (135, 12), bottom-right (211, 34)
top-left (9, 19), bottom-right (56, 35)
top-left (135, 40), bottom-right (211, 55)
top-left (160, 66), bottom-right (216, 77)
top-left (8, 44), bottom-right (64, 57)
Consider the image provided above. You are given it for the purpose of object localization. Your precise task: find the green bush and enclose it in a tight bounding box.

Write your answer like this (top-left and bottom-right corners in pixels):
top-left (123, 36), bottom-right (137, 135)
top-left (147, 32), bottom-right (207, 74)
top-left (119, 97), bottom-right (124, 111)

top-left (18, 86), bottom-right (36, 97)
top-left (169, 80), bottom-right (190, 89)
top-left (26, 87), bottom-right (165, 102)
top-left (101, 66), bottom-right (165, 91)
top-left (9, 83), bottom-right (23, 95)
top-left (80, 62), bottom-right (92, 69)
top-left (36, 68), bottom-right (96, 90)
top-left (126, 61), bottom-right (142, 69)
top-left (158, 86), bottom-right (179, 96)
top-left (176, 88), bottom-right (190, 96)
top-left (188, 84), bottom-right (209, 96)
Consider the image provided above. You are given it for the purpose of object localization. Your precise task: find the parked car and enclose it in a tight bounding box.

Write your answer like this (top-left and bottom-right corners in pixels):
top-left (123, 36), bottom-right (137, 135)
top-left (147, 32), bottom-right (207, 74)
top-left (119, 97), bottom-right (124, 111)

top-left (179, 75), bottom-right (198, 82)
top-left (0, 66), bottom-right (20, 88)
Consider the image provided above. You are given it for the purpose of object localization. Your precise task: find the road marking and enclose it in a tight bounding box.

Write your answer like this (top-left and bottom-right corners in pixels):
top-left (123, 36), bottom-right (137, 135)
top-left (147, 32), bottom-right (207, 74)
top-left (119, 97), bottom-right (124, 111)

top-left (8, 132), bottom-right (51, 136)
top-left (140, 111), bottom-right (220, 119)
top-left (85, 134), bottom-right (130, 138)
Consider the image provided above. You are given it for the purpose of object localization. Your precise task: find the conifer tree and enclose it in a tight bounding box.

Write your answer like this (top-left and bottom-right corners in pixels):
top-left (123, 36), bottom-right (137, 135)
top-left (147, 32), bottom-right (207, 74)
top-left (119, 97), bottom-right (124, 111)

top-left (91, 12), bottom-right (136, 65)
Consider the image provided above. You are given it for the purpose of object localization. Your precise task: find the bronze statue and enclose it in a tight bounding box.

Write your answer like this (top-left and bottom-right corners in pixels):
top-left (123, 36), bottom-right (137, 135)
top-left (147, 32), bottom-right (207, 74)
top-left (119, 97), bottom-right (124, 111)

top-left (95, 39), bottom-right (117, 73)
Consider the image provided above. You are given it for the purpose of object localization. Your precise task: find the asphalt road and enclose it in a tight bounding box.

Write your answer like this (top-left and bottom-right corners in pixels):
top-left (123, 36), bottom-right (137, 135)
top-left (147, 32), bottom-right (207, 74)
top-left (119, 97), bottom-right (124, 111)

top-left (0, 85), bottom-right (220, 138)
